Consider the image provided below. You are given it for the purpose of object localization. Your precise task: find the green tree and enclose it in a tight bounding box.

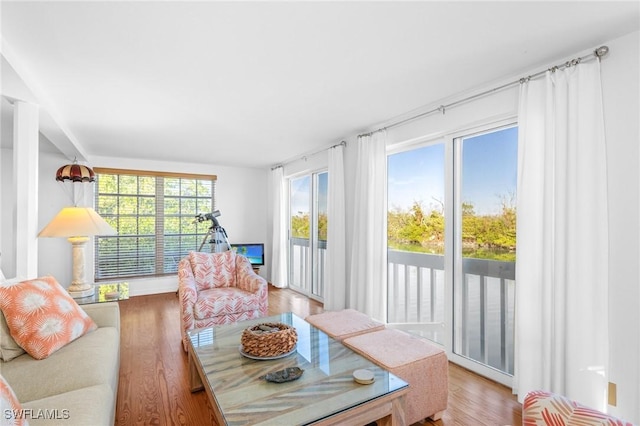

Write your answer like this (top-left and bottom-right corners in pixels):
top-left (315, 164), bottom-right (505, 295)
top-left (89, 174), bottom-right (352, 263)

top-left (318, 213), bottom-right (327, 241)
top-left (387, 194), bottom-right (516, 260)
top-left (291, 214), bottom-right (310, 239)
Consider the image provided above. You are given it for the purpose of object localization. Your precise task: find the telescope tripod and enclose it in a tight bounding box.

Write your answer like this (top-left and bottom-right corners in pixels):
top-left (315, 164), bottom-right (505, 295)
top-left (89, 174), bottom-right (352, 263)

top-left (198, 224), bottom-right (231, 252)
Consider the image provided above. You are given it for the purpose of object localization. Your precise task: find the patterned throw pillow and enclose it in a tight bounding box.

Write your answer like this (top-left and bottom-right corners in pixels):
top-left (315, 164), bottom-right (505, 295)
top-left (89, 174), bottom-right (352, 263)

top-left (188, 250), bottom-right (237, 291)
top-left (0, 276), bottom-right (97, 360)
top-left (0, 374), bottom-right (29, 425)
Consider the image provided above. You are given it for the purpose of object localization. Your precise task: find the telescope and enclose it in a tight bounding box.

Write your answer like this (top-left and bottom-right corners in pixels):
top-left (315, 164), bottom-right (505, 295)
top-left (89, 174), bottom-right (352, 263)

top-left (194, 210), bottom-right (221, 225)
top-left (193, 210), bottom-right (231, 252)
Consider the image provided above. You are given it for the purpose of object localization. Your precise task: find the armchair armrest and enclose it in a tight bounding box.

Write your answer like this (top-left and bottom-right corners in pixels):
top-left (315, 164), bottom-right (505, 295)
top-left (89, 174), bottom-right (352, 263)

top-left (238, 272), bottom-right (268, 295)
top-left (236, 257), bottom-right (267, 294)
top-left (178, 258), bottom-right (198, 309)
top-left (178, 258), bottom-right (198, 317)
top-left (236, 257), bottom-right (268, 316)
top-left (178, 257), bottom-right (200, 351)
top-left (82, 302), bottom-right (120, 331)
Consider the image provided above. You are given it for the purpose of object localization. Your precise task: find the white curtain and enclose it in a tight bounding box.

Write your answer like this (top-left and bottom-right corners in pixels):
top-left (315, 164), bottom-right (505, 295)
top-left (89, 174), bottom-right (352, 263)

top-left (513, 60), bottom-right (609, 410)
top-left (324, 143), bottom-right (347, 310)
top-left (348, 131), bottom-right (387, 322)
top-left (270, 167), bottom-right (287, 288)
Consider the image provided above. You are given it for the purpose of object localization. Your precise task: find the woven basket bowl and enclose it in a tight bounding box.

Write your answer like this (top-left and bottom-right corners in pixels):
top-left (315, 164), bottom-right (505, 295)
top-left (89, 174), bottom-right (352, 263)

top-left (240, 323), bottom-right (298, 358)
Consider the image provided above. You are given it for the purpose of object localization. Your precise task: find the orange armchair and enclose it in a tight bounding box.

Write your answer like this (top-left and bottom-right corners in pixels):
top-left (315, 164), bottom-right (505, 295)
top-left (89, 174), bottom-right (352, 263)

top-left (178, 250), bottom-right (268, 351)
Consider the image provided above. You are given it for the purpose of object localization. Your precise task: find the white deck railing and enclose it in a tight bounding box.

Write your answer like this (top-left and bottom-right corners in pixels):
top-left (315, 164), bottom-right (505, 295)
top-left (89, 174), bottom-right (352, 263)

top-left (289, 237), bottom-right (326, 298)
top-left (289, 240), bottom-right (516, 374)
top-left (388, 250), bottom-right (515, 374)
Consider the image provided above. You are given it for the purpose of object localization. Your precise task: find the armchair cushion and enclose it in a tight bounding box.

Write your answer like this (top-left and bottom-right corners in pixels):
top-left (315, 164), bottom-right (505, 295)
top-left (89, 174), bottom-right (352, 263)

top-left (188, 250), bottom-right (237, 291)
top-left (194, 287), bottom-right (263, 320)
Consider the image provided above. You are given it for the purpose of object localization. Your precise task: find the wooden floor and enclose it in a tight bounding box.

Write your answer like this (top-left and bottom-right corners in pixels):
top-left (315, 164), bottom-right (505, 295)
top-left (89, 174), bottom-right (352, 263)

top-left (115, 285), bottom-right (522, 426)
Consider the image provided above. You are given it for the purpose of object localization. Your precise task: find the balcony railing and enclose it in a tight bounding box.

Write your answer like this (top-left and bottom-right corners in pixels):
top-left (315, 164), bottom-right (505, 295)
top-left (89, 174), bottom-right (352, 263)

top-left (289, 237), bottom-right (326, 298)
top-left (289, 239), bottom-right (515, 375)
top-left (388, 249), bottom-right (515, 375)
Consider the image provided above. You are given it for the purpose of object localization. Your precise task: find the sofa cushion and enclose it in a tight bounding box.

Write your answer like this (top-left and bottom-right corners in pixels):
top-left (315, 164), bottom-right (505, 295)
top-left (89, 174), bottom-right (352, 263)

top-left (1, 326), bottom-right (119, 403)
top-left (305, 309), bottom-right (385, 341)
top-left (22, 384), bottom-right (114, 426)
top-left (1, 310), bottom-right (26, 362)
top-left (1, 374), bottom-right (29, 426)
top-left (0, 276), bottom-right (97, 360)
top-left (193, 287), bottom-right (260, 320)
top-left (0, 276), bottom-right (26, 361)
top-left (343, 328), bottom-right (449, 425)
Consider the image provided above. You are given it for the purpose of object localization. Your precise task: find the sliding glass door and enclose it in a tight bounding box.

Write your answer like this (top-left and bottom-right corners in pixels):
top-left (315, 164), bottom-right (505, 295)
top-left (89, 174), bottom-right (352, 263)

top-left (289, 171), bottom-right (327, 300)
top-left (386, 123), bottom-right (517, 383)
top-left (387, 142), bottom-right (447, 344)
top-left (454, 125), bottom-right (517, 377)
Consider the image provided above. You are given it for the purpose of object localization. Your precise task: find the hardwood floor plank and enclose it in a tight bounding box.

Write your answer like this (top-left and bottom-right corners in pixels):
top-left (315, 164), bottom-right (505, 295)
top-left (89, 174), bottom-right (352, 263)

top-left (115, 285), bottom-right (521, 426)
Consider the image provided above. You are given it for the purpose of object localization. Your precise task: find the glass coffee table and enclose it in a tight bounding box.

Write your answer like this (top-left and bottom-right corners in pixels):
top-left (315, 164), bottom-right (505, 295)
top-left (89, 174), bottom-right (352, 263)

top-left (188, 313), bottom-right (409, 425)
top-left (75, 282), bottom-right (129, 305)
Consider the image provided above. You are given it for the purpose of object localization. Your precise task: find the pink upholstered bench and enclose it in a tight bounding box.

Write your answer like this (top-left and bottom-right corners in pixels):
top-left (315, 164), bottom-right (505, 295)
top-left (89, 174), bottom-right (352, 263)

top-left (343, 328), bottom-right (448, 424)
top-left (305, 309), bottom-right (385, 341)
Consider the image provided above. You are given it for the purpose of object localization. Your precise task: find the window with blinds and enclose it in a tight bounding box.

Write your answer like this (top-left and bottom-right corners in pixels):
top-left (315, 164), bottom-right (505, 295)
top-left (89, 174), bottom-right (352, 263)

top-left (94, 168), bottom-right (216, 281)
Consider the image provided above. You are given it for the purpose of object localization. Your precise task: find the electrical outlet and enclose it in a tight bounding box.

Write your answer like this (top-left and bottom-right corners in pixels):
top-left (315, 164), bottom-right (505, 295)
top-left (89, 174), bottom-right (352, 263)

top-left (608, 382), bottom-right (617, 406)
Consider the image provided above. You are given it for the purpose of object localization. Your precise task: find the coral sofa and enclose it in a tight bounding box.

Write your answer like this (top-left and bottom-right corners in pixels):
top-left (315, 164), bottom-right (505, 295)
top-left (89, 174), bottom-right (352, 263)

top-left (178, 250), bottom-right (268, 351)
top-left (1, 301), bottom-right (120, 425)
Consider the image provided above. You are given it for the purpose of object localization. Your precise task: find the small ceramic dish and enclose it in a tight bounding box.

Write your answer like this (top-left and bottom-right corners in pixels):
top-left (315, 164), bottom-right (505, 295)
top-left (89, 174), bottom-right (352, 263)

top-left (353, 369), bottom-right (375, 385)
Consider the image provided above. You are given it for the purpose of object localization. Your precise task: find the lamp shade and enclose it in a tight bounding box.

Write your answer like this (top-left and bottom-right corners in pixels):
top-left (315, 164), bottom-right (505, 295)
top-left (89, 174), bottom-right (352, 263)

top-left (56, 163), bottom-right (96, 183)
top-left (38, 207), bottom-right (116, 238)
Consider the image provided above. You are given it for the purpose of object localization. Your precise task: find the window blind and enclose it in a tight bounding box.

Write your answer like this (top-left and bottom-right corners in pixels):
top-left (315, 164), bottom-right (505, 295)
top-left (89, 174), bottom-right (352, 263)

top-left (94, 168), bottom-right (216, 281)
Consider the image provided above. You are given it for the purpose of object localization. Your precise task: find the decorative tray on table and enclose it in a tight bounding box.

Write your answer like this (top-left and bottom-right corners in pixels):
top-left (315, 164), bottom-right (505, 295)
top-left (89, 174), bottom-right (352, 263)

top-left (238, 346), bottom-right (297, 360)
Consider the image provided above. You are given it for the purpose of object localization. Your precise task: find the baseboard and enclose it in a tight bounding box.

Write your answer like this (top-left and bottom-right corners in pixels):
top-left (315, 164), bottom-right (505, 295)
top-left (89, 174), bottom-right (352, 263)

top-left (127, 276), bottom-right (178, 297)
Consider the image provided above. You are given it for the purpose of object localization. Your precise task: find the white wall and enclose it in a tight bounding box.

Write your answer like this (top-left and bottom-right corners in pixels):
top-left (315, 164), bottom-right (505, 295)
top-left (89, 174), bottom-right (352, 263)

top-left (600, 31), bottom-right (640, 421)
top-left (0, 147), bottom-right (10, 277)
top-left (0, 146), bottom-right (270, 295)
top-left (36, 149), bottom-right (77, 286)
top-left (87, 155), bottom-right (270, 296)
top-left (275, 31), bottom-right (640, 422)
top-left (1, 26), bottom-right (637, 423)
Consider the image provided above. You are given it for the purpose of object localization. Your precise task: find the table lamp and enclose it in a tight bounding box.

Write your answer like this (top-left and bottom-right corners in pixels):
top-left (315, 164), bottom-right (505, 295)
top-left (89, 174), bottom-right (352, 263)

top-left (38, 206), bottom-right (116, 298)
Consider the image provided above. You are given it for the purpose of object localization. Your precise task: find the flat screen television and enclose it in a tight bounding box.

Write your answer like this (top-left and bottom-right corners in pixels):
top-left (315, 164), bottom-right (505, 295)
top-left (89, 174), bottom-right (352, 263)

top-left (231, 243), bottom-right (265, 266)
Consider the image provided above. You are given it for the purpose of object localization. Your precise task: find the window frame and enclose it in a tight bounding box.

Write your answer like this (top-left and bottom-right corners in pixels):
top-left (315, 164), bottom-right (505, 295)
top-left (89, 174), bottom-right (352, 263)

top-left (287, 168), bottom-right (328, 302)
top-left (385, 117), bottom-right (518, 388)
top-left (93, 167), bottom-right (217, 281)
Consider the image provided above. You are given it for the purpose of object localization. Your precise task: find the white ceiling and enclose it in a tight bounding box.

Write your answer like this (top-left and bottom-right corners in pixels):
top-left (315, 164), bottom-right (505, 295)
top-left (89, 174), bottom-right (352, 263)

top-left (2, 1), bottom-right (639, 169)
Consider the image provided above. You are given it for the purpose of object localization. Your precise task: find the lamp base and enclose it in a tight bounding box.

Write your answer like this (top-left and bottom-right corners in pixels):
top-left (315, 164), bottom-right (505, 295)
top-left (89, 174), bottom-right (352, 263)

top-left (68, 285), bottom-right (95, 299)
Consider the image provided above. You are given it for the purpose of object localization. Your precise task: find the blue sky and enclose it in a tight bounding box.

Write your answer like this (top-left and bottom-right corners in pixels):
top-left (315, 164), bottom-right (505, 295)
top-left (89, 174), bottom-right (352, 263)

top-left (461, 126), bottom-right (518, 215)
top-left (290, 172), bottom-right (328, 215)
top-left (290, 126), bottom-right (517, 217)
top-left (387, 144), bottom-right (445, 213)
top-left (388, 126), bottom-right (518, 216)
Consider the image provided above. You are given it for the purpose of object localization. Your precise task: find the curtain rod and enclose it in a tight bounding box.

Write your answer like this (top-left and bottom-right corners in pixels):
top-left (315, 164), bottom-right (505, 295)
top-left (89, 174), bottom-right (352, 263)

top-left (359, 45), bottom-right (609, 138)
top-left (271, 140), bottom-right (346, 170)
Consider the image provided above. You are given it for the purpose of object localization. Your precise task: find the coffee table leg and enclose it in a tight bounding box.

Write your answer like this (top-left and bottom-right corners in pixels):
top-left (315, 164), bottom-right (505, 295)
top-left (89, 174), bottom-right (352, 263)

top-left (188, 348), bottom-right (204, 392)
top-left (377, 393), bottom-right (407, 426)
top-left (390, 393), bottom-right (407, 426)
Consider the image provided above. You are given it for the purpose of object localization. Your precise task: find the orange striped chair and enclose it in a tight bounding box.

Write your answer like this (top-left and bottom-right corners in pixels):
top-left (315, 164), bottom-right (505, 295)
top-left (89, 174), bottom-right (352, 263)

top-left (178, 250), bottom-right (268, 351)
